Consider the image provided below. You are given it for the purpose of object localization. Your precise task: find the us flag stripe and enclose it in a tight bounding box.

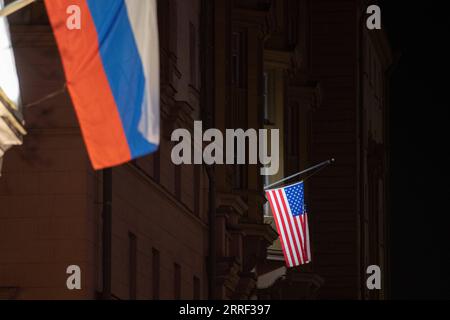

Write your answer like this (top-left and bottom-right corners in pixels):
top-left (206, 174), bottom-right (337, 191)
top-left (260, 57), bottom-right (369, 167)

top-left (295, 213), bottom-right (307, 262)
top-left (273, 190), bottom-right (299, 265)
top-left (266, 191), bottom-right (293, 266)
top-left (304, 214), bottom-right (311, 261)
top-left (298, 214), bottom-right (310, 262)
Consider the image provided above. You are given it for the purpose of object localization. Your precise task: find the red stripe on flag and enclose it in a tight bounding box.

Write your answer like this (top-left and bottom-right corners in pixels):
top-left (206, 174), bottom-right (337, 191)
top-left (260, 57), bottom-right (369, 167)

top-left (304, 213), bottom-right (311, 261)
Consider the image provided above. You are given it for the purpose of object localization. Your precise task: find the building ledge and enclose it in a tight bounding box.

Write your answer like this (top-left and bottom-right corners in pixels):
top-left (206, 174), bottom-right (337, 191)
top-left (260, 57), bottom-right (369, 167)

top-left (239, 222), bottom-right (278, 245)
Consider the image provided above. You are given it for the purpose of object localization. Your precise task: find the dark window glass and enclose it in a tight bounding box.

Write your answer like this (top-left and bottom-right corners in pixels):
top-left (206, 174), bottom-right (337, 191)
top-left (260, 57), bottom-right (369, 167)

top-left (193, 276), bottom-right (200, 300)
top-left (174, 263), bottom-right (181, 299)
top-left (152, 248), bottom-right (160, 299)
top-left (190, 22), bottom-right (197, 87)
top-left (129, 233), bottom-right (137, 300)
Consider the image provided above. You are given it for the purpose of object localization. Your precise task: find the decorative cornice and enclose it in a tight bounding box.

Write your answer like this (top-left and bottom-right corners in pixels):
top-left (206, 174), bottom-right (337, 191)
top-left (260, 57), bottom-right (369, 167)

top-left (232, 272), bottom-right (257, 299)
top-left (161, 99), bottom-right (195, 137)
top-left (216, 256), bottom-right (241, 295)
top-left (239, 222), bottom-right (278, 244)
top-left (232, 3), bottom-right (273, 39)
top-left (257, 271), bottom-right (324, 299)
top-left (286, 271), bottom-right (325, 291)
top-left (264, 49), bottom-right (294, 70)
top-left (216, 192), bottom-right (249, 217)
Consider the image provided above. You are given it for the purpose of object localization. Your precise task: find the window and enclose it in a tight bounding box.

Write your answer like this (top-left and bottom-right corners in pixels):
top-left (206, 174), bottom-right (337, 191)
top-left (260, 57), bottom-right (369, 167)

top-left (231, 31), bottom-right (245, 88)
top-left (193, 276), bottom-right (200, 300)
top-left (152, 248), bottom-right (160, 299)
top-left (287, 103), bottom-right (299, 158)
top-left (263, 70), bottom-right (276, 216)
top-left (283, 101), bottom-right (301, 179)
top-left (263, 71), bottom-right (276, 125)
top-left (174, 263), bottom-right (181, 299)
top-left (0, 6), bottom-right (20, 107)
top-left (194, 165), bottom-right (201, 216)
top-left (128, 232), bottom-right (137, 300)
top-left (230, 30), bottom-right (248, 190)
top-left (174, 163), bottom-right (181, 200)
top-left (153, 149), bottom-right (161, 183)
top-left (189, 22), bottom-right (197, 87)
top-left (158, 0), bottom-right (178, 55)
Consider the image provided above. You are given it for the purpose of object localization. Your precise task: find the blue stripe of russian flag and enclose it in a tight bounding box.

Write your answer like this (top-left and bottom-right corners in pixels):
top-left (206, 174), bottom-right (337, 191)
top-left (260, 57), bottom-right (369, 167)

top-left (87, 0), bottom-right (159, 159)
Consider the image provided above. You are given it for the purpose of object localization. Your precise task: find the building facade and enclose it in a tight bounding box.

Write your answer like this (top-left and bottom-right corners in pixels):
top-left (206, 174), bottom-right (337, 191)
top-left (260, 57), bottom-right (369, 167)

top-left (254, 0), bottom-right (392, 299)
top-left (0, 0), bottom-right (391, 300)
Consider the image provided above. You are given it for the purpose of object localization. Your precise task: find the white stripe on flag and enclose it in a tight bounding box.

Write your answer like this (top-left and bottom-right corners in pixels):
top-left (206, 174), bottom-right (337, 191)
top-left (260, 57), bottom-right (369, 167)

top-left (125, 0), bottom-right (160, 145)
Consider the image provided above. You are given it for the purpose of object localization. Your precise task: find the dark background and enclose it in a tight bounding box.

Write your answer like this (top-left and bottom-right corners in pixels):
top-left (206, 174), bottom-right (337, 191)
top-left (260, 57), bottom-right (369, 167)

top-left (382, 1), bottom-right (450, 299)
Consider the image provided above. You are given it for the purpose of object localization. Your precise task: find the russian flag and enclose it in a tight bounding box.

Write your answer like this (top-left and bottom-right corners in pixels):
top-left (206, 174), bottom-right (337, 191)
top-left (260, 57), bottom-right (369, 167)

top-left (44, 0), bottom-right (160, 169)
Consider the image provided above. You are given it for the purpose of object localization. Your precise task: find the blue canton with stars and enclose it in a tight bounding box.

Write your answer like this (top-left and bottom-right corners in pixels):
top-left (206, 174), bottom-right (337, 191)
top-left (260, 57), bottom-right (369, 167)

top-left (284, 182), bottom-right (306, 217)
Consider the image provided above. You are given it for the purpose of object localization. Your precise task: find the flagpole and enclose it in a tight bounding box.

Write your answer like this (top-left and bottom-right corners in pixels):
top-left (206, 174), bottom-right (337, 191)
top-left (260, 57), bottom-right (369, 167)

top-left (264, 158), bottom-right (335, 190)
top-left (0, 0), bottom-right (36, 17)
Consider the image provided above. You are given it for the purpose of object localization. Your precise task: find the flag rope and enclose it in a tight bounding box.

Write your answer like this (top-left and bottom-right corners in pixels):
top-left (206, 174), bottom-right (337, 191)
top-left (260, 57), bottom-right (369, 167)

top-left (24, 84), bottom-right (67, 108)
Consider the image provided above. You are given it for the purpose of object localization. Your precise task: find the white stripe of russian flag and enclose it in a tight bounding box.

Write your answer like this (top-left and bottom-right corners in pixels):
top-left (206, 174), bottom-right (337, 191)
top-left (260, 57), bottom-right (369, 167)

top-left (125, 0), bottom-right (160, 146)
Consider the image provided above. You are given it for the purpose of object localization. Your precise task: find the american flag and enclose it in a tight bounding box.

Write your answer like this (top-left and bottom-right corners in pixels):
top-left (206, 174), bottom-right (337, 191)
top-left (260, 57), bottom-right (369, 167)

top-left (265, 181), bottom-right (311, 267)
